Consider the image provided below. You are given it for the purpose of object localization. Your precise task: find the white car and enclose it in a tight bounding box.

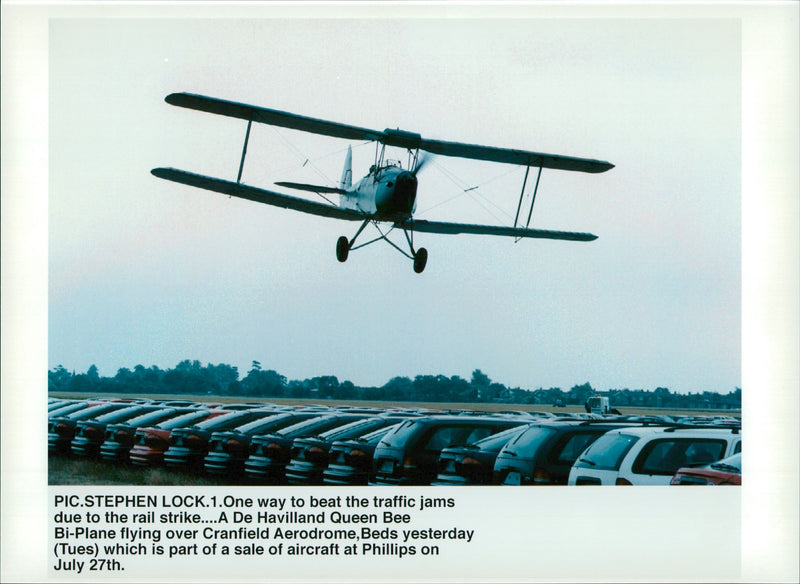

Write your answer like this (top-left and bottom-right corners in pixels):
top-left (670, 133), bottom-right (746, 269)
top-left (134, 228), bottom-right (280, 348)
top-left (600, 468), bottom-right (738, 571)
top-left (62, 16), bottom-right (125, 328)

top-left (568, 426), bottom-right (742, 485)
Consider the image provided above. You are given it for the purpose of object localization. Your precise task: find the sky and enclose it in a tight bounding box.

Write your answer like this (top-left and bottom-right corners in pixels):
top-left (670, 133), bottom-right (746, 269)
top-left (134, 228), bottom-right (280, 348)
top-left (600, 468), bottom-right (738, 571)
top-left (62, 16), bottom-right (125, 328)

top-left (43, 10), bottom-right (744, 394)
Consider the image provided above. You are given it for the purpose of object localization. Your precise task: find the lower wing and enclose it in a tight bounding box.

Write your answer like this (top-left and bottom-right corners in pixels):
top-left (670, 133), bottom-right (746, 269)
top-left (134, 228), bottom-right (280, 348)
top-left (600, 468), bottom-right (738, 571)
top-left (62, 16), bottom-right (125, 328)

top-left (152, 168), bottom-right (597, 241)
top-left (399, 218), bottom-right (598, 242)
top-left (151, 168), bottom-right (366, 222)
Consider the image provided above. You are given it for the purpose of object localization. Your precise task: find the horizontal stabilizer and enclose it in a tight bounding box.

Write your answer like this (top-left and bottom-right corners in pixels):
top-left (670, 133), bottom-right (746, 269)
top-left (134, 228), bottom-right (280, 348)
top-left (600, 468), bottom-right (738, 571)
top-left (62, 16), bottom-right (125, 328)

top-left (275, 181), bottom-right (346, 195)
top-left (397, 218), bottom-right (598, 241)
top-left (151, 168), bottom-right (366, 222)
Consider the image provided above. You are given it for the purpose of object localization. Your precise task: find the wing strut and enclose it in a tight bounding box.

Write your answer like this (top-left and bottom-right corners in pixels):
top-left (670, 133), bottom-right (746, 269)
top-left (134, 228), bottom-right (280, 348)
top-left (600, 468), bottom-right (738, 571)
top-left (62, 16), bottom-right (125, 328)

top-left (237, 120), bottom-right (252, 184)
top-left (513, 166), bottom-right (543, 241)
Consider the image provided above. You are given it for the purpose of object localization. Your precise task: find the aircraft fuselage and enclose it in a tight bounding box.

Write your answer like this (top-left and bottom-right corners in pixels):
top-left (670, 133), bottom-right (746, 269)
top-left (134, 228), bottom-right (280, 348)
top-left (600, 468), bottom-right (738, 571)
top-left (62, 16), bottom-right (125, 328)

top-left (340, 163), bottom-right (418, 221)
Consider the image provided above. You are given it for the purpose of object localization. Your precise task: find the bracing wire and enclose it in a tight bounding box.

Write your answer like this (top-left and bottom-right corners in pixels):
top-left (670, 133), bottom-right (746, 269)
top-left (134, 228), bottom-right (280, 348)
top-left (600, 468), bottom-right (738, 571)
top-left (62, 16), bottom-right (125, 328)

top-left (416, 159), bottom-right (522, 224)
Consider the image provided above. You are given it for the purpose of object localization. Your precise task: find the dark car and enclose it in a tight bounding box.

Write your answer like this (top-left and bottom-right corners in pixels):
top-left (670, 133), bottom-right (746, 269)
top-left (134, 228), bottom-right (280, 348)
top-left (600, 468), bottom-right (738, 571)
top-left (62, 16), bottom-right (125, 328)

top-left (493, 421), bottom-right (643, 485)
top-left (371, 415), bottom-right (527, 486)
top-left (213, 403), bottom-right (277, 411)
top-left (322, 425), bottom-right (400, 486)
top-left (70, 405), bottom-right (166, 458)
top-left (245, 413), bottom-right (375, 484)
top-left (431, 425), bottom-right (531, 486)
top-left (48, 403), bottom-right (137, 455)
top-left (128, 409), bottom-right (228, 467)
top-left (203, 412), bottom-right (329, 477)
top-left (48, 399), bottom-right (84, 413)
top-left (149, 400), bottom-right (210, 408)
top-left (164, 409), bottom-right (280, 471)
top-left (670, 452), bottom-right (742, 485)
top-left (285, 417), bottom-right (409, 486)
top-left (48, 400), bottom-right (100, 419)
top-left (99, 408), bottom-right (196, 462)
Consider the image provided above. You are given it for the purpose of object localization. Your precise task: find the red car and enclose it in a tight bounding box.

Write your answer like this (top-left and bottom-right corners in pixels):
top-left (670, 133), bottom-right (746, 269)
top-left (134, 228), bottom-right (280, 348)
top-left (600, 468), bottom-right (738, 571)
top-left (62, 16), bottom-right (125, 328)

top-left (670, 452), bottom-right (742, 485)
top-left (129, 410), bottom-right (227, 466)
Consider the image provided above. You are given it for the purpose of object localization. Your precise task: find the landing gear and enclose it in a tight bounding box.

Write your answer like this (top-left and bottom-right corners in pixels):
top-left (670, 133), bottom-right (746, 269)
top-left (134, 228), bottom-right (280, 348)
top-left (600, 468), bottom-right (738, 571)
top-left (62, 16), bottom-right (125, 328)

top-left (413, 248), bottom-right (428, 274)
top-left (335, 219), bottom-right (427, 273)
top-left (336, 236), bottom-right (350, 262)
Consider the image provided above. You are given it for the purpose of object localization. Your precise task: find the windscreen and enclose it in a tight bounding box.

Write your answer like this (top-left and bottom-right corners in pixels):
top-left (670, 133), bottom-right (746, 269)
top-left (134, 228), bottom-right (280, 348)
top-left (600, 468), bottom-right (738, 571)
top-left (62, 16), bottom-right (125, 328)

top-left (550, 431), bottom-right (604, 465)
top-left (317, 418), bottom-right (386, 441)
top-left (574, 432), bottom-right (639, 470)
top-left (501, 425), bottom-right (558, 456)
top-left (156, 411), bottom-right (209, 430)
top-left (470, 425), bottom-right (530, 451)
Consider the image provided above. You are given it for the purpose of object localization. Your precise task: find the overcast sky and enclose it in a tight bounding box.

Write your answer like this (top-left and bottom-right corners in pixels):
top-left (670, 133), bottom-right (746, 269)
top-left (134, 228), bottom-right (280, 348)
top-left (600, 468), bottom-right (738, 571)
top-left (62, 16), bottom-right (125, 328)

top-left (44, 11), bottom-right (744, 394)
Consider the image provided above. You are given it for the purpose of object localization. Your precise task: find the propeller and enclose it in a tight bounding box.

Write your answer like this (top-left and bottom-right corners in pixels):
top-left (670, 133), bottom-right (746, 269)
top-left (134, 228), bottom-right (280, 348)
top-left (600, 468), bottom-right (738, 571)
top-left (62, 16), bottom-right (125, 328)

top-left (412, 151), bottom-right (432, 176)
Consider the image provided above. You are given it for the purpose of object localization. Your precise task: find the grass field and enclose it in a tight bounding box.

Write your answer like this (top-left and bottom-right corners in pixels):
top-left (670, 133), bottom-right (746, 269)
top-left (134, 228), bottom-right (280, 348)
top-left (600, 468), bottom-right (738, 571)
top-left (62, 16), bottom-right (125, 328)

top-left (48, 456), bottom-right (219, 486)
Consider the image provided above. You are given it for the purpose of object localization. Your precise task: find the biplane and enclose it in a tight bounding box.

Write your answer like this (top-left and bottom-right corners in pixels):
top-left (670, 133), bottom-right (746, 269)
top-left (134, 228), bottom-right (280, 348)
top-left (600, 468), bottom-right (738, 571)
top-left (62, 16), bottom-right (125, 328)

top-left (152, 93), bottom-right (613, 273)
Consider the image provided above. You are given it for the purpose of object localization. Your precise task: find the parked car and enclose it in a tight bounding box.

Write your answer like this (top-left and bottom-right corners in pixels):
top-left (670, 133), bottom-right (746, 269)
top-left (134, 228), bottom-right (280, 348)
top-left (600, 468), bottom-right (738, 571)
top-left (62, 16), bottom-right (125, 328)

top-left (99, 408), bottom-right (196, 462)
top-left (203, 412), bottom-right (328, 477)
top-left (164, 409), bottom-right (281, 471)
top-left (245, 413), bottom-right (375, 484)
top-left (493, 421), bottom-right (644, 485)
top-left (496, 410), bottom-right (556, 419)
top-left (48, 399), bottom-right (80, 412)
top-left (285, 417), bottom-right (409, 485)
top-left (431, 425), bottom-right (530, 485)
top-left (213, 403), bottom-right (277, 411)
top-left (128, 409), bottom-right (227, 467)
top-left (48, 403), bottom-right (137, 455)
top-left (371, 415), bottom-right (526, 485)
top-left (569, 425), bottom-right (742, 485)
top-left (322, 425), bottom-right (400, 486)
top-left (670, 452), bottom-right (742, 485)
top-left (70, 405), bottom-right (166, 458)
top-left (48, 400), bottom-right (98, 419)
top-left (149, 400), bottom-right (209, 408)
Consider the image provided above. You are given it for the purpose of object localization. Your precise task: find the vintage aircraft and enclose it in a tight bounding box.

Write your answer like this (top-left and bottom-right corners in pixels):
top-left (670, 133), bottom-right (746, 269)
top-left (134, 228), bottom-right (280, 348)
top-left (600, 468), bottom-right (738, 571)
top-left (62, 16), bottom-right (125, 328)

top-left (152, 93), bottom-right (613, 273)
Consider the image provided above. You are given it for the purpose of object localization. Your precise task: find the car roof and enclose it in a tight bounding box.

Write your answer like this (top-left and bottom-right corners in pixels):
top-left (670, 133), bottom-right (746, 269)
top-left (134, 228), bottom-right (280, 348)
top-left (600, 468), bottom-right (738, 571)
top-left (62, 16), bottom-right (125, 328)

top-left (604, 425), bottom-right (741, 438)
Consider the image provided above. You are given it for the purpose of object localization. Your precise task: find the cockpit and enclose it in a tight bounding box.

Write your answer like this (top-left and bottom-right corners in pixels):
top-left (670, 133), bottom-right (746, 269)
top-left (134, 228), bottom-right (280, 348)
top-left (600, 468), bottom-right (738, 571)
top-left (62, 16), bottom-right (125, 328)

top-left (369, 159), bottom-right (402, 176)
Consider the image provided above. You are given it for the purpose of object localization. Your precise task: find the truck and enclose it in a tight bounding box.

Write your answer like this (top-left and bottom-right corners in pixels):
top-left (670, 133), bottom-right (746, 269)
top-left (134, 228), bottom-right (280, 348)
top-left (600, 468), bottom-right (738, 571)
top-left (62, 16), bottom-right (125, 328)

top-left (584, 395), bottom-right (610, 415)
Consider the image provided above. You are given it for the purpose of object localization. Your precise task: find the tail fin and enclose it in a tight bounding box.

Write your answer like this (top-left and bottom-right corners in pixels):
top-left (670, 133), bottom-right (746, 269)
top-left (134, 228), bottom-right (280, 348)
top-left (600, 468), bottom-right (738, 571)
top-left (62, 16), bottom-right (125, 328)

top-left (339, 145), bottom-right (352, 190)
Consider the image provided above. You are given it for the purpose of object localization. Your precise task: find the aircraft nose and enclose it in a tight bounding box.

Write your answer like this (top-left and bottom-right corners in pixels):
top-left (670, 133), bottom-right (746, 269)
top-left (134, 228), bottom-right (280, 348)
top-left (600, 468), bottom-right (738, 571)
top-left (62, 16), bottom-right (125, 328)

top-left (395, 171), bottom-right (417, 212)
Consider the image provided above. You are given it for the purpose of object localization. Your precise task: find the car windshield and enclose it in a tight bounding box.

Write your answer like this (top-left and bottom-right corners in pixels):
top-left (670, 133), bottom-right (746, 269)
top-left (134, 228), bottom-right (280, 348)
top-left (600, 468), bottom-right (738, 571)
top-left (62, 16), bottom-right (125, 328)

top-left (156, 411), bottom-right (208, 429)
top-left (468, 425), bottom-right (530, 451)
top-left (64, 404), bottom-right (123, 420)
top-left (551, 431), bottom-right (605, 465)
top-left (576, 432), bottom-right (639, 470)
top-left (275, 416), bottom-right (359, 438)
top-left (421, 424), bottom-right (505, 451)
top-left (192, 411), bottom-right (263, 431)
top-left (709, 452), bottom-right (741, 472)
top-left (115, 409), bottom-right (180, 427)
top-left (376, 419), bottom-right (419, 447)
top-left (94, 407), bottom-right (151, 423)
top-left (354, 424), bottom-right (401, 444)
top-left (501, 425), bottom-right (558, 456)
top-left (232, 414), bottom-right (298, 434)
top-left (317, 418), bottom-right (384, 441)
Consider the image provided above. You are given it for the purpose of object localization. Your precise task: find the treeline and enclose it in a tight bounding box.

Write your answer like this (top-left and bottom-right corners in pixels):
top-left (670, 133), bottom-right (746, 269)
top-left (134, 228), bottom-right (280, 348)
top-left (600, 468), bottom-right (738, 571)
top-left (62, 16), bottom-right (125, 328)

top-left (48, 360), bottom-right (741, 410)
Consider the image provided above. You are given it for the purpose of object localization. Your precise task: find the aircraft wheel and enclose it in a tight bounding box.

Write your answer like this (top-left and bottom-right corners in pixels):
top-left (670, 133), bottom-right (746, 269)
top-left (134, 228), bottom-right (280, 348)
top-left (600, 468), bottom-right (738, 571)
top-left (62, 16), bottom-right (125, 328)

top-left (336, 236), bottom-right (350, 262)
top-left (413, 248), bottom-right (428, 273)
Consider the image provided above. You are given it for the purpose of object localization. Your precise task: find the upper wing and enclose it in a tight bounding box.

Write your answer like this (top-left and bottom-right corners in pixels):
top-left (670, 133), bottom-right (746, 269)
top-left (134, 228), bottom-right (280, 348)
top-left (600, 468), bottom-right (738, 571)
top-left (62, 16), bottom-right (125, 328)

top-left (417, 139), bottom-right (613, 173)
top-left (151, 168), bottom-right (367, 222)
top-left (165, 93), bottom-right (383, 142)
top-left (164, 92), bottom-right (613, 173)
top-left (399, 218), bottom-right (598, 242)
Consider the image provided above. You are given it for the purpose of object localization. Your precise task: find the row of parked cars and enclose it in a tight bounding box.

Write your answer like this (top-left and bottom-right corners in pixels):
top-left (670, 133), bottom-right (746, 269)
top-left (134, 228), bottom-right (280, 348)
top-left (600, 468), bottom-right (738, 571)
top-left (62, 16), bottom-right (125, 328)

top-left (48, 397), bottom-right (742, 486)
